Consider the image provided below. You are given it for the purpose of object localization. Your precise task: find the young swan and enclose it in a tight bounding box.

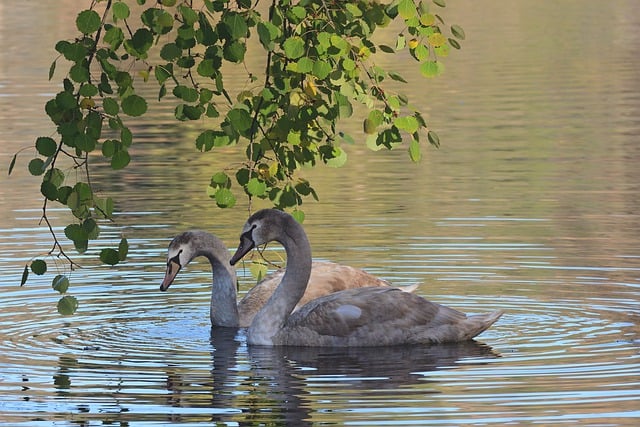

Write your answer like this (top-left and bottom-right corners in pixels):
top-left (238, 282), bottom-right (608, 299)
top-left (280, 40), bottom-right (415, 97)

top-left (160, 230), bottom-right (395, 327)
top-left (230, 209), bottom-right (503, 347)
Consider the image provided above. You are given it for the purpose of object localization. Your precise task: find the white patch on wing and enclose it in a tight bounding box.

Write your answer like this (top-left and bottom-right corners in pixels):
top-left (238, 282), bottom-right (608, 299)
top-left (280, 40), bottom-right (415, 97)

top-left (334, 304), bottom-right (362, 321)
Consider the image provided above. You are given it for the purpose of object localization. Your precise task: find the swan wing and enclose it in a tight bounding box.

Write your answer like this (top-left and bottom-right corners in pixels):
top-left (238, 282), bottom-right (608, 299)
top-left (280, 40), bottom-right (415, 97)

top-left (279, 287), bottom-right (501, 346)
top-left (237, 261), bottom-right (391, 327)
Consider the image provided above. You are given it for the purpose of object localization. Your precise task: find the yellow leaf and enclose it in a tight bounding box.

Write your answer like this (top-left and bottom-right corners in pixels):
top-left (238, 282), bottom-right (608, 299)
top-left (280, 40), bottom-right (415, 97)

top-left (408, 38), bottom-right (419, 49)
top-left (138, 69), bottom-right (150, 82)
top-left (80, 97), bottom-right (95, 109)
top-left (420, 13), bottom-right (435, 26)
top-left (268, 162), bottom-right (279, 177)
top-left (304, 77), bottom-right (317, 97)
top-left (427, 33), bottom-right (446, 47)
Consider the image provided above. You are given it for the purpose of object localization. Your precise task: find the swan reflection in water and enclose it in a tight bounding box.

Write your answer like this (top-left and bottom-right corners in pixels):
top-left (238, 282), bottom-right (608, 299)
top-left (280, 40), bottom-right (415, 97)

top-left (201, 327), bottom-right (501, 426)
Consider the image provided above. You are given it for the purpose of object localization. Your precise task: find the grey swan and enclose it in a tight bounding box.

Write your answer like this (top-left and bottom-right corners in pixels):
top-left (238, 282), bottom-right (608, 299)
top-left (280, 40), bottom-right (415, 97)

top-left (160, 230), bottom-right (399, 327)
top-left (229, 209), bottom-right (504, 346)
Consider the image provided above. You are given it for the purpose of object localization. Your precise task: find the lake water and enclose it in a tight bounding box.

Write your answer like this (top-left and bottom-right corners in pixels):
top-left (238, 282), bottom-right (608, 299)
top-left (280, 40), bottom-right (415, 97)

top-left (1, 0), bottom-right (639, 425)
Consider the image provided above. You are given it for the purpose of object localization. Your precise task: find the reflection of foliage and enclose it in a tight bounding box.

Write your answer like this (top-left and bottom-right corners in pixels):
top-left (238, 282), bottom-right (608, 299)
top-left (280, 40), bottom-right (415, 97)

top-left (10, 0), bottom-right (465, 312)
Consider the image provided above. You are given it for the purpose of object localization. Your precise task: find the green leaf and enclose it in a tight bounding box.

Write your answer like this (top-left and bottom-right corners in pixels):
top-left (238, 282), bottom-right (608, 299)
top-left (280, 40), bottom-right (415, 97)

top-left (49, 60), bottom-right (56, 81)
top-left (179, 4), bottom-right (198, 25)
top-left (28, 158), bottom-right (45, 176)
top-left (75, 134), bottom-right (97, 152)
top-left (95, 197), bottom-right (114, 218)
top-left (291, 209), bottom-right (305, 223)
top-left (211, 171), bottom-right (231, 187)
top-left (312, 60), bottom-right (332, 79)
top-left (76, 10), bottom-right (101, 34)
top-left (20, 265), bottom-right (29, 286)
top-left (31, 259), bottom-right (47, 275)
top-left (197, 58), bottom-right (217, 77)
top-left (388, 72), bottom-right (408, 83)
top-left (103, 97), bottom-right (119, 115)
top-left (395, 115), bottom-right (420, 133)
top-left (82, 218), bottom-right (100, 240)
top-left (223, 40), bottom-right (246, 63)
top-left (113, 2), bottom-right (130, 20)
top-left (111, 150), bottom-right (131, 170)
top-left (378, 44), bottom-right (395, 53)
top-left (420, 60), bottom-right (444, 77)
top-left (288, 5), bottom-right (307, 22)
top-left (227, 108), bottom-right (252, 132)
top-left (57, 296), bottom-right (78, 315)
top-left (283, 36), bottom-right (305, 59)
top-left (52, 275), bottom-right (70, 294)
top-left (57, 186), bottom-right (73, 205)
top-left (118, 238), bottom-right (129, 261)
top-left (222, 12), bottom-right (248, 40)
top-left (125, 28), bottom-right (154, 57)
top-left (100, 248), bottom-right (120, 266)
top-left (451, 24), bottom-right (465, 40)
top-left (448, 38), bottom-right (461, 49)
top-left (414, 44), bottom-right (429, 61)
top-left (214, 187), bottom-right (236, 208)
top-left (8, 153), bottom-right (17, 176)
top-left (325, 147), bottom-right (348, 168)
top-left (427, 130), bottom-right (440, 148)
top-left (36, 137), bottom-right (57, 156)
top-left (247, 178), bottom-right (267, 196)
top-left (160, 43), bottom-right (181, 61)
top-left (101, 139), bottom-right (116, 157)
top-left (409, 139), bottom-right (421, 162)
top-left (121, 94), bottom-right (147, 116)
top-left (65, 223), bottom-right (88, 242)
top-left (173, 85), bottom-right (199, 102)
top-left (104, 26), bottom-right (125, 50)
top-left (257, 21), bottom-right (279, 50)
top-left (155, 63), bottom-right (174, 84)
top-left (79, 83), bottom-right (98, 97)
top-left (367, 109), bottom-right (384, 127)
top-left (398, 0), bottom-right (416, 19)
top-left (44, 167), bottom-right (65, 187)
top-left (433, 0), bottom-right (446, 7)
top-left (41, 181), bottom-right (58, 200)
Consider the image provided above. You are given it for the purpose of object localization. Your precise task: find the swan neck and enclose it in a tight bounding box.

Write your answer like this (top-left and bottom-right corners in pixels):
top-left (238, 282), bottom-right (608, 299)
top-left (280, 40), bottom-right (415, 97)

top-left (201, 250), bottom-right (239, 327)
top-left (249, 219), bottom-right (312, 344)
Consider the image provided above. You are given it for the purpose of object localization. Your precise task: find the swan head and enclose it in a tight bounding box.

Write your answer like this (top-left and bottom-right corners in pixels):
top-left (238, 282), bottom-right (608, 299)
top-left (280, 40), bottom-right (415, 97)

top-left (230, 209), bottom-right (291, 265)
top-left (160, 231), bottom-right (217, 291)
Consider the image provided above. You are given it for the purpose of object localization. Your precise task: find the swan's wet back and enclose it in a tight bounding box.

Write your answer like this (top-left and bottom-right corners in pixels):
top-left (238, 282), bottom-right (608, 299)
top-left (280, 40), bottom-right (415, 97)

top-left (1, 0), bottom-right (640, 425)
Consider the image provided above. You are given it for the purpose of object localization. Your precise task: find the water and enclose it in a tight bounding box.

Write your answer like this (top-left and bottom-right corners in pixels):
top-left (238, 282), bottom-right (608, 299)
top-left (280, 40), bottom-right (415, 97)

top-left (1, 0), bottom-right (639, 425)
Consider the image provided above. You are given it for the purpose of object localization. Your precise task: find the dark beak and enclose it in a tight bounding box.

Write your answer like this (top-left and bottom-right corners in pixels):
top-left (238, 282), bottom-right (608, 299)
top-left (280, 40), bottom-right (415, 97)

top-left (230, 230), bottom-right (255, 265)
top-left (160, 260), bottom-right (181, 291)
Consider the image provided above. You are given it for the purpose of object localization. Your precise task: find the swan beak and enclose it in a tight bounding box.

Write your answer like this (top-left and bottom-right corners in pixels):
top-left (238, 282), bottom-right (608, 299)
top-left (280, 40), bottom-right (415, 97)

top-left (160, 260), bottom-right (181, 291)
top-left (230, 230), bottom-right (255, 265)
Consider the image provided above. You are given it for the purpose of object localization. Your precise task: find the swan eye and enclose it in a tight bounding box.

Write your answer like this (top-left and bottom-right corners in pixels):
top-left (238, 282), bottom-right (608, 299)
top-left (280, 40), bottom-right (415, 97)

top-left (241, 224), bottom-right (257, 242)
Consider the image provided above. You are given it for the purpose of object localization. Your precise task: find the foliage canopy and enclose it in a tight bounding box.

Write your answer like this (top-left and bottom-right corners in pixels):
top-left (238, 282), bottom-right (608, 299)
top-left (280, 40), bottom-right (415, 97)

top-left (10, 0), bottom-right (466, 314)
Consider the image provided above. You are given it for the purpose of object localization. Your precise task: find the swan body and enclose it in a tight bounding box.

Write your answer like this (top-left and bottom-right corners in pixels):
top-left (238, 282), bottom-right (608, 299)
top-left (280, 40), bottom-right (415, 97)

top-left (160, 230), bottom-right (394, 327)
top-left (229, 209), bottom-right (503, 347)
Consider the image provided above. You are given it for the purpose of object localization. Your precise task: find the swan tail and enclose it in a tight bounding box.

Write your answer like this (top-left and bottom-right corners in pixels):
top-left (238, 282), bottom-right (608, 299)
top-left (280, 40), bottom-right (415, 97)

top-left (463, 310), bottom-right (504, 340)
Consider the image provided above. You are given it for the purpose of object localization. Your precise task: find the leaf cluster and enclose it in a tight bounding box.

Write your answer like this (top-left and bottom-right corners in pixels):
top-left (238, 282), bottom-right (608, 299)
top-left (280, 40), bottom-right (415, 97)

top-left (10, 0), bottom-right (465, 313)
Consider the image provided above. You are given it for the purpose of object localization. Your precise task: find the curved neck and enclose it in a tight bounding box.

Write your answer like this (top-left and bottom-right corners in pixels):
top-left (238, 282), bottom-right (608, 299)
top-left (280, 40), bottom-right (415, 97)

top-left (200, 249), bottom-right (239, 328)
top-left (249, 218), bottom-right (312, 344)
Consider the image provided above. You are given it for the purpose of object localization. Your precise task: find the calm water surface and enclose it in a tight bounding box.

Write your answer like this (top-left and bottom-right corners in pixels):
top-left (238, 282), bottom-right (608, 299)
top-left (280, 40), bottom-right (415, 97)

top-left (1, 1), bottom-right (639, 425)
